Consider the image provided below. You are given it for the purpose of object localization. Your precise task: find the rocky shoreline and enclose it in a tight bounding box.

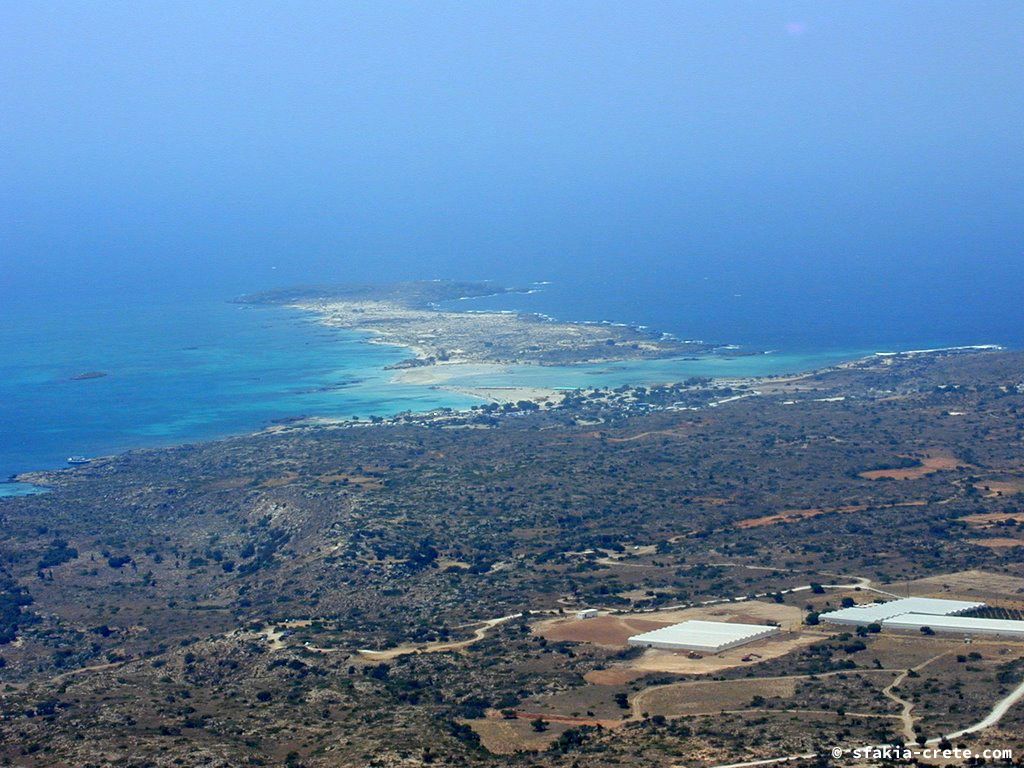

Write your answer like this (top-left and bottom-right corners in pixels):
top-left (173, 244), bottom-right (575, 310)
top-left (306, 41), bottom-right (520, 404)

top-left (238, 280), bottom-right (726, 368)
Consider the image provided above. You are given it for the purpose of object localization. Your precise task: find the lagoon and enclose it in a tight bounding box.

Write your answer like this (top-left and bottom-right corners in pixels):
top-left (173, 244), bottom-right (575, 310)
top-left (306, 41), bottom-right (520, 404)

top-left (0, 286), bottom-right (967, 480)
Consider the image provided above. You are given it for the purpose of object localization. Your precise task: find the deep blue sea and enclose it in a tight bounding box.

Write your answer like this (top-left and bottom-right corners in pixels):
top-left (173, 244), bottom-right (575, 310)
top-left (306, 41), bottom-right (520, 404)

top-left (1, 276), bottom-right (1018, 487)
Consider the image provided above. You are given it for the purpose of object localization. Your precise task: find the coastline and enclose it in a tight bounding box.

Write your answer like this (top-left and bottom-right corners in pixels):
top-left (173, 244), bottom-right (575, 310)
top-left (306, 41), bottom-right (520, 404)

top-left (239, 280), bottom-right (725, 369)
top-left (8, 341), bottom-right (1007, 491)
top-left (0, 481), bottom-right (49, 498)
top-left (2, 280), bottom-right (1008, 483)
top-left (249, 282), bottom-right (1012, 409)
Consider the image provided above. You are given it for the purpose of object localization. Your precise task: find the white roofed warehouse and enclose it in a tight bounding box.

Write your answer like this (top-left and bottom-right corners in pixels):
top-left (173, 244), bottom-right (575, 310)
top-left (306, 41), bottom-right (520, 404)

top-left (627, 620), bottom-right (779, 653)
top-left (818, 597), bottom-right (985, 627)
top-left (881, 613), bottom-right (1024, 639)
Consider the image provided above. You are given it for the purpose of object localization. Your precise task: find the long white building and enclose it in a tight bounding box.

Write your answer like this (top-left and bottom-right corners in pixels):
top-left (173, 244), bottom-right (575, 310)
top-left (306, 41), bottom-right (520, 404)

top-left (881, 613), bottom-right (1024, 639)
top-left (627, 620), bottom-right (779, 652)
top-left (819, 597), bottom-right (985, 627)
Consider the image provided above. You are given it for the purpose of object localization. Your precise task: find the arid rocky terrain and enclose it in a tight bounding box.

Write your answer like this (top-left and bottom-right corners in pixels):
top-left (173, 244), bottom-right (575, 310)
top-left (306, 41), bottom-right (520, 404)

top-left (2, 349), bottom-right (1024, 767)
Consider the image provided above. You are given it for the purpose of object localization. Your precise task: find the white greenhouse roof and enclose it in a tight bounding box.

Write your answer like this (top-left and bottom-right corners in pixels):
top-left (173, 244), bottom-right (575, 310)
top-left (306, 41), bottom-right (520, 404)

top-left (819, 597), bottom-right (984, 625)
top-left (882, 613), bottom-right (1024, 635)
top-left (628, 620), bottom-right (777, 650)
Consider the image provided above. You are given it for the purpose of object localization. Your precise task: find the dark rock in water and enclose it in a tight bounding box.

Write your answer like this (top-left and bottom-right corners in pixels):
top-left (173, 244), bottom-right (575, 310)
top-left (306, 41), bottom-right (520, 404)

top-left (70, 371), bottom-right (108, 380)
top-left (293, 380), bottom-right (358, 394)
top-left (269, 415), bottom-right (309, 425)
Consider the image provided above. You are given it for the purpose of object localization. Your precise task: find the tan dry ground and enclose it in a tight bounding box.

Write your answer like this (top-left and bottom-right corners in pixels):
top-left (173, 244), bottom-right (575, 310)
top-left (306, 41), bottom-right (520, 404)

top-left (670, 600), bottom-right (806, 630)
top-left (466, 718), bottom-right (566, 754)
top-left (534, 615), bottom-right (670, 648)
top-left (443, 385), bottom-right (563, 405)
top-left (968, 538), bottom-right (1024, 549)
top-left (508, 711), bottom-right (621, 728)
top-left (261, 471), bottom-right (299, 488)
top-left (535, 600), bottom-right (804, 649)
top-left (627, 631), bottom-right (821, 676)
top-left (857, 634), bottom-right (967, 669)
top-left (737, 500), bottom-right (927, 529)
top-left (961, 511), bottom-right (1024, 525)
top-left (635, 677), bottom-right (799, 717)
top-left (738, 504), bottom-right (868, 529)
top-left (435, 557), bottom-right (471, 570)
top-left (583, 667), bottom-right (646, 685)
top-left (515, 683), bottom-right (637, 723)
top-left (973, 479), bottom-right (1024, 497)
top-left (686, 496), bottom-right (731, 506)
top-left (896, 570), bottom-right (1024, 605)
top-left (536, 602), bottom-right (813, 677)
top-left (859, 453), bottom-right (964, 480)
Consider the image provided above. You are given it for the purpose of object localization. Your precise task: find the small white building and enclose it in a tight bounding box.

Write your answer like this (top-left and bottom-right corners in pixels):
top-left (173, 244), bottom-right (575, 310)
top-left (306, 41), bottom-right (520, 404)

top-left (881, 613), bottom-right (1024, 639)
top-left (576, 608), bottom-right (599, 620)
top-left (819, 597), bottom-right (985, 627)
top-left (627, 620), bottom-right (779, 653)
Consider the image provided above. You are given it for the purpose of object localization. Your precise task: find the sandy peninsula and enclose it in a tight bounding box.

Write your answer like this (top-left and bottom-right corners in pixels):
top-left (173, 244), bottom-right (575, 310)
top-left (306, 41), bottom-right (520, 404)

top-left (238, 280), bottom-right (720, 371)
top-left (235, 281), bottom-right (726, 404)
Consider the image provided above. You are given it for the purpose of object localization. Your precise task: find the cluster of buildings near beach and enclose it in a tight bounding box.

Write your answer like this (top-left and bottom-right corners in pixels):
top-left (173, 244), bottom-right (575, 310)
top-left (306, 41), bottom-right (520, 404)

top-left (572, 596), bottom-right (1024, 655)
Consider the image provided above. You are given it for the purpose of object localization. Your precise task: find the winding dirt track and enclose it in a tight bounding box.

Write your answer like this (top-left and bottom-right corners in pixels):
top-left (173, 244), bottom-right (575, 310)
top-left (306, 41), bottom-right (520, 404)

top-left (881, 650), bottom-right (951, 741)
top-left (357, 613), bottom-right (526, 659)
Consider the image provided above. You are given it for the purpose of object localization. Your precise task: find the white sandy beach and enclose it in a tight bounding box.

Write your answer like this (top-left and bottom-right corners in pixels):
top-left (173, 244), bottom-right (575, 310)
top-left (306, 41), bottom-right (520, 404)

top-left (392, 363), bottom-right (563, 404)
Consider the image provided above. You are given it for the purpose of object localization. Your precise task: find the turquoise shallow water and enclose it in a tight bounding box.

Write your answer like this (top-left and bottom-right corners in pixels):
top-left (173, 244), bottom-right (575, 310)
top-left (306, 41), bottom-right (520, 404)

top-left (435, 349), bottom-right (869, 391)
top-left (0, 482), bottom-right (49, 498)
top-left (0, 288), bottom-right (907, 481)
top-left (0, 296), bottom-right (478, 478)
